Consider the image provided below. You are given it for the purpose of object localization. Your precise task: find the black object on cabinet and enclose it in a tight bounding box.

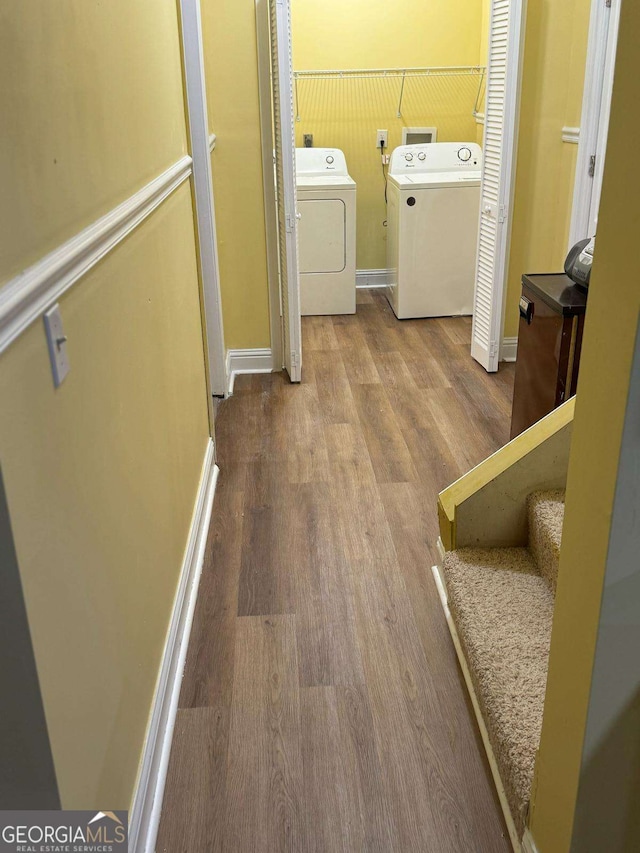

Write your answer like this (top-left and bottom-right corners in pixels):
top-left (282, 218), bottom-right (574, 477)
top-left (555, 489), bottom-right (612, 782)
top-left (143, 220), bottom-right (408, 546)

top-left (510, 273), bottom-right (587, 439)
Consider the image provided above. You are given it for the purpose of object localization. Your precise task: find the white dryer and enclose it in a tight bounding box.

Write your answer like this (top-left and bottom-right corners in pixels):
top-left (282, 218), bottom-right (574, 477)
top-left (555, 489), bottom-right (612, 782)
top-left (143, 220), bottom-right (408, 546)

top-left (386, 142), bottom-right (482, 319)
top-left (295, 148), bottom-right (356, 315)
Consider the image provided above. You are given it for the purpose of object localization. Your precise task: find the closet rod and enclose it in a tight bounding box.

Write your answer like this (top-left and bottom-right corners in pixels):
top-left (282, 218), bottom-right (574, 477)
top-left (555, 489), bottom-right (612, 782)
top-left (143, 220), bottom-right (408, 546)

top-left (294, 65), bottom-right (486, 80)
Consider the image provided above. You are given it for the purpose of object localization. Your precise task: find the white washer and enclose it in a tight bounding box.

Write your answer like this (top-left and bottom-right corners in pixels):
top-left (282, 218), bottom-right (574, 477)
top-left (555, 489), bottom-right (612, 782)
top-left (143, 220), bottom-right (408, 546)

top-left (386, 142), bottom-right (482, 319)
top-left (296, 148), bottom-right (356, 315)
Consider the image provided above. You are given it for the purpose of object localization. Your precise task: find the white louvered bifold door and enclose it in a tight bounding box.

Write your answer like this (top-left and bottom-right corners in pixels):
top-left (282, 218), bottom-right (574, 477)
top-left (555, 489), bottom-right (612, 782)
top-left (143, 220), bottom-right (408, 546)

top-left (471, 0), bottom-right (526, 372)
top-left (270, 0), bottom-right (302, 382)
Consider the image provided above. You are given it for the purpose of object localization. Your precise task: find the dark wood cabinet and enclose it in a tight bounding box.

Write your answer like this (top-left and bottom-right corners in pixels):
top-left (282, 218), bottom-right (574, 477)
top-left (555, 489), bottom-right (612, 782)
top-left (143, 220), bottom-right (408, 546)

top-left (510, 273), bottom-right (587, 439)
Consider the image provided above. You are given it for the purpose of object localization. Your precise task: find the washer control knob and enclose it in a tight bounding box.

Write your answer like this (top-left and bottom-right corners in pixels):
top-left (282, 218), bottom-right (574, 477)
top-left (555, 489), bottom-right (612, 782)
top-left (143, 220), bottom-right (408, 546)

top-left (458, 147), bottom-right (472, 162)
top-left (326, 155), bottom-right (334, 164)
top-left (418, 152), bottom-right (426, 161)
top-left (405, 153), bottom-right (413, 162)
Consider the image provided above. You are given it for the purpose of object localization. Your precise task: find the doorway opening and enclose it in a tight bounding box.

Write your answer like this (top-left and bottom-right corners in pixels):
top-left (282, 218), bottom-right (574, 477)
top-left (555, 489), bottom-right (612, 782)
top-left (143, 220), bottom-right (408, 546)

top-left (257, 0), bottom-right (617, 390)
top-left (257, 0), bottom-right (526, 383)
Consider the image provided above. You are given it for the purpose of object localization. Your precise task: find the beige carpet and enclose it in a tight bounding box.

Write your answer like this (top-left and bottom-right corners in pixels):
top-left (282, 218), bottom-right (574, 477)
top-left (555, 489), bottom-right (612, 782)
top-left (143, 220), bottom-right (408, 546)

top-left (528, 490), bottom-right (565, 593)
top-left (443, 521), bottom-right (560, 833)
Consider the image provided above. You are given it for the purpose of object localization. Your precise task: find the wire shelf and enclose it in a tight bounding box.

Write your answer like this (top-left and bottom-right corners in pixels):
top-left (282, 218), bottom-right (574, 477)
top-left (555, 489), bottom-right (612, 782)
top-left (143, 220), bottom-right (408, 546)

top-left (293, 66), bottom-right (486, 121)
top-left (293, 66), bottom-right (486, 80)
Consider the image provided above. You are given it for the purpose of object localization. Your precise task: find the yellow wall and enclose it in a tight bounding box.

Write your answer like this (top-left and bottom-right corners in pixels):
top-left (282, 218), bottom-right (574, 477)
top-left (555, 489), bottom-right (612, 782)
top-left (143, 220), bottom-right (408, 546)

top-left (292, 0), bottom-right (483, 70)
top-left (0, 2), bottom-right (210, 809)
top-left (291, 0), bottom-right (484, 270)
top-left (529, 0), bottom-right (640, 846)
top-left (201, 0), bottom-right (272, 349)
top-left (0, 0), bottom-right (188, 284)
top-left (503, 0), bottom-right (590, 338)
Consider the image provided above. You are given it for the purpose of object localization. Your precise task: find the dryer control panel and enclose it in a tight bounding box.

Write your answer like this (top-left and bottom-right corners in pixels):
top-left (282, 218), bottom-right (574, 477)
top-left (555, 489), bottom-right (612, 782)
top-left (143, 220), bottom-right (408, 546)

top-left (389, 142), bottom-right (482, 175)
top-left (296, 147), bottom-right (350, 176)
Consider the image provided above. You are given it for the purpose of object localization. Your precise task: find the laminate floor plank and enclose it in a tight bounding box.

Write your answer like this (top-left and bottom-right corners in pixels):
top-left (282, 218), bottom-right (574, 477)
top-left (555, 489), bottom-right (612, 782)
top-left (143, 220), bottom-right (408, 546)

top-left (351, 383), bottom-right (418, 484)
top-left (303, 315), bottom-right (341, 352)
top-left (223, 615), bottom-right (304, 853)
top-left (356, 288), bottom-right (374, 304)
top-left (348, 560), bottom-right (479, 853)
top-left (158, 292), bottom-right (515, 852)
top-left (179, 488), bottom-right (244, 710)
top-left (156, 706), bottom-right (230, 853)
top-left (332, 321), bottom-right (382, 385)
top-left (299, 686), bottom-right (367, 852)
top-left (304, 348), bottom-right (357, 426)
top-left (334, 684), bottom-right (400, 852)
top-left (290, 482), bottom-right (365, 688)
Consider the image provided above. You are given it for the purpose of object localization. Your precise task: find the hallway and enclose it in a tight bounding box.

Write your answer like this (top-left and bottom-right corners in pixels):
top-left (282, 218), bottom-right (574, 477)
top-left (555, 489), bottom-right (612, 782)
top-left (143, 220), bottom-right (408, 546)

top-left (157, 290), bottom-right (515, 852)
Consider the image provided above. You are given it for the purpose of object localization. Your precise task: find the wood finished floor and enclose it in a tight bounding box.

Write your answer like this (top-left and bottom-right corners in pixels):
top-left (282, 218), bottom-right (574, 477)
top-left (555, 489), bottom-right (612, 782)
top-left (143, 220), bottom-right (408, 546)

top-left (157, 290), bottom-right (516, 852)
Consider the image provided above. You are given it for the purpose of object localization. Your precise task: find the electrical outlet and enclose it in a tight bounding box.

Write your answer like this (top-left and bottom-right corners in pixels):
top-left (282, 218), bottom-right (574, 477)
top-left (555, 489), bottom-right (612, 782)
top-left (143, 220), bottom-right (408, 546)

top-left (376, 129), bottom-right (388, 149)
top-left (303, 133), bottom-right (314, 148)
top-left (43, 304), bottom-right (70, 387)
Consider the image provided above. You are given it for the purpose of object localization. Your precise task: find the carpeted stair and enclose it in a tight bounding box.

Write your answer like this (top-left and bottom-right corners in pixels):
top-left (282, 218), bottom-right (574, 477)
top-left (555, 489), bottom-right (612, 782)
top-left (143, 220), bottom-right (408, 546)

top-left (442, 490), bottom-right (565, 836)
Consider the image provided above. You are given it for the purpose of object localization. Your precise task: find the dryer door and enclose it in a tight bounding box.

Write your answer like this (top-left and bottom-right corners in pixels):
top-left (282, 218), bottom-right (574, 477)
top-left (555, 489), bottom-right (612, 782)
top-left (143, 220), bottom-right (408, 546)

top-left (298, 199), bottom-right (346, 274)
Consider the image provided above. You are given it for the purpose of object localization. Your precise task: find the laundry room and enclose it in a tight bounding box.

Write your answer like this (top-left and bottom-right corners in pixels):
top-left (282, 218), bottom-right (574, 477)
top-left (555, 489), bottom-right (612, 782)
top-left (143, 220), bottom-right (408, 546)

top-left (290, 0), bottom-right (489, 314)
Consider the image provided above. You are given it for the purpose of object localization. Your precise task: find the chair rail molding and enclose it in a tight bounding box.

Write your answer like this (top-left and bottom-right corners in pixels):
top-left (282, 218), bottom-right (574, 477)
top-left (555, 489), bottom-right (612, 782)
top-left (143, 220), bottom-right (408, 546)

top-left (0, 156), bottom-right (192, 356)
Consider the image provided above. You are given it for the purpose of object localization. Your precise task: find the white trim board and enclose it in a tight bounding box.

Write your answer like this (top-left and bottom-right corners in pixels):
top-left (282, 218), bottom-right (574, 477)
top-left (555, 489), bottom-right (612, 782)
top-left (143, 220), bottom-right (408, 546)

top-left (0, 157), bottom-right (192, 356)
top-left (226, 347), bottom-right (274, 396)
top-left (356, 269), bottom-right (390, 289)
top-left (521, 829), bottom-right (540, 853)
top-left (129, 439), bottom-right (219, 853)
top-left (562, 126), bottom-right (580, 144)
top-left (470, 0), bottom-right (527, 373)
top-left (569, 0), bottom-right (620, 246)
top-left (255, 0), bottom-right (284, 373)
top-left (501, 336), bottom-right (518, 362)
top-left (179, 0), bottom-right (227, 397)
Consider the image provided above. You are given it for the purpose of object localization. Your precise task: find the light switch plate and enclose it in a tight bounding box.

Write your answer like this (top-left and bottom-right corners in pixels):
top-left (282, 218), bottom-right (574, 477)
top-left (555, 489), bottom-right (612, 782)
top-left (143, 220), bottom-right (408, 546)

top-left (43, 304), bottom-right (70, 387)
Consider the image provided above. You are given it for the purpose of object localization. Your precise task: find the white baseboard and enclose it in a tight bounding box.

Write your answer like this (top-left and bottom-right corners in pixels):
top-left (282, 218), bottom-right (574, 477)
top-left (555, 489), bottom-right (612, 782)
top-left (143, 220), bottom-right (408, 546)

top-left (521, 829), bottom-right (539, 853)
top-left (501, 337), bottom-right (518, 362)
top-left (356, 268), bottom-right (390, 289)
top-left (129, 438), bottom-right (219, 853)
top-left (225, 347), bottom-right (274, 396)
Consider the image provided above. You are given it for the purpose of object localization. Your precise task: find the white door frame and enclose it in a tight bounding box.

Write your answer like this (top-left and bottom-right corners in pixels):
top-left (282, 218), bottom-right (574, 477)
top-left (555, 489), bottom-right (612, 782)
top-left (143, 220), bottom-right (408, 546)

top-left (255, 0), bottom-right (284, 372)
top-left (271, 0), bottom-right (302, 383)
top-left (260, 0), bottom-right (528, 377)
top-left (569, 0), bottom-right (621, 246)
top-left (179, 0), bottom-right (228, 400)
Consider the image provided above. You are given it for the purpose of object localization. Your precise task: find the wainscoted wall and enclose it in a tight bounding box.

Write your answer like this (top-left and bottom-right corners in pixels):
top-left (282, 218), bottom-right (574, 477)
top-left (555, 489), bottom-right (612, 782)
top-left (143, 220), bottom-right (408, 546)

top-left (0, 0), bottom-right (211, 814)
